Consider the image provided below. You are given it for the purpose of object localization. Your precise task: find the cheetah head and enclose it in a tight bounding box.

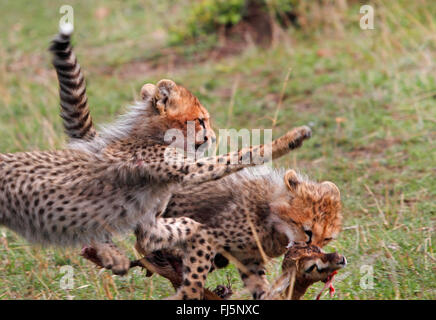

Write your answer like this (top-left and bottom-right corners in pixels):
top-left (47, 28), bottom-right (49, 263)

top-left (271, 170), bottom-right (342, 248)
top-left (139, 80), bottom-right (216, 153)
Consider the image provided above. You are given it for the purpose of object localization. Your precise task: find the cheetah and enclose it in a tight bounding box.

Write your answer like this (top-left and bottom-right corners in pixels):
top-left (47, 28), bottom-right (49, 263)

top-left (0, 25), bottom-right (312, 284)
top-left (137, 168), bottom-right (342, 299)
top-left (86, 167), bottom-right (342, 299)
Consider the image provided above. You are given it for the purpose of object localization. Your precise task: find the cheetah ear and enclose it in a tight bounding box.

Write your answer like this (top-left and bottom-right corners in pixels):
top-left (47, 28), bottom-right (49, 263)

top-left (140, 83), bottom-right (158, 101)
top-left (321, 181), bottom-right (340, 199)
top-left (157, 79), bottom-right (176, 97)
top-left (154, 79), bottom-right (177, 115)
top-left (284, 169), bottom-right (299, 192)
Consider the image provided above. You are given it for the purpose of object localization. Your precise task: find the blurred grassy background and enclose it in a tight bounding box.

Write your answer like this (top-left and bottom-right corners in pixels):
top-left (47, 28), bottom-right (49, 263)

top-left (0, 0), bottom-right (434, 300)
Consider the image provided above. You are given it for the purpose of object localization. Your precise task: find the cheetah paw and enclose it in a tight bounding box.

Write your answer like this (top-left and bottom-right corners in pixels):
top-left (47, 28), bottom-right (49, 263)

top-left (287, 126), bottom-right (312, 149)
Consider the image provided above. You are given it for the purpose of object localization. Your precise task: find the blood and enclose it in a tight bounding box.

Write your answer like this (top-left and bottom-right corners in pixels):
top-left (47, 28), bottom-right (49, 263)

top-left (316, 270), bottom-right (338, 300)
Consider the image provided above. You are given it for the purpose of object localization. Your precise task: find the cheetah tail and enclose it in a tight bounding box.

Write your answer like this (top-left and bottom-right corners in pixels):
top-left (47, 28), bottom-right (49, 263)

top-left (49, 23), bottom-right (97, 142)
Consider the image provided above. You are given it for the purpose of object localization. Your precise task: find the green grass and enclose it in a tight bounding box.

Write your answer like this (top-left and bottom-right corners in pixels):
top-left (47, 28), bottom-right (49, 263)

top-left (0, 0), bottom-right (435, 300)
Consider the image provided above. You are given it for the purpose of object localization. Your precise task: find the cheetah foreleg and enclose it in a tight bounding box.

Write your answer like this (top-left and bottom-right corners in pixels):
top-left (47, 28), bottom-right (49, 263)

top-left (179, 125), bottom-right (312, 186)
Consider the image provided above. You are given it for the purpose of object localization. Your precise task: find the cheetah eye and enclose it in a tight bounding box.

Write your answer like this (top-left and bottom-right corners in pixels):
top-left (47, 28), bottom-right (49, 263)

top-left (197, 118), bottom-right (205, 128)
top-left (304, 230), bottom-right (312, 244)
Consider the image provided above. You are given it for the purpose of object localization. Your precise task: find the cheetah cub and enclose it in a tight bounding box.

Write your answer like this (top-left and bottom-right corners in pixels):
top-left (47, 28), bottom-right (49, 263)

top-left (0, 26), bottom-right (311, 278)
top-left (134, 167), bottom-right (342, 299)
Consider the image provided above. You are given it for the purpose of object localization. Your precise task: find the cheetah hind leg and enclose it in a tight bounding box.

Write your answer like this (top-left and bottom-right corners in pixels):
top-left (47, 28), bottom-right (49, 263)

top-left (168, 233), bottom-right (216, 300)
top-left (81, 240), bottom-right (130, 276)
